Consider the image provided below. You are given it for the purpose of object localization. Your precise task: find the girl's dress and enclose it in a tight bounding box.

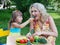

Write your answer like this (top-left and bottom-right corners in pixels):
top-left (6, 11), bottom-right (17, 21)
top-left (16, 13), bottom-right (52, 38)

top-left (6, 28), bottom-right (21, 45)
top-left (33, 19), bottom-right (56, 45)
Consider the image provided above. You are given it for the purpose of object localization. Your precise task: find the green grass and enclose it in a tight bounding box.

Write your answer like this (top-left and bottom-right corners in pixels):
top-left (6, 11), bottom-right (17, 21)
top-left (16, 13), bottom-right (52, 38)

top-left (49, 12), bottom-right (60, 45)
top-left (0, 9), bottom-right (60, 45)
top-left (0, 36), bottom-right (7, 44)
top-left (0, 9), bottom-right (12, 28)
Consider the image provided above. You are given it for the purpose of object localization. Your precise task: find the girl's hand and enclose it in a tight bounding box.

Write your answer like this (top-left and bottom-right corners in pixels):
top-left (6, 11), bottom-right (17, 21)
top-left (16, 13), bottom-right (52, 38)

top-left (29, 18), bottom-right (34, 22)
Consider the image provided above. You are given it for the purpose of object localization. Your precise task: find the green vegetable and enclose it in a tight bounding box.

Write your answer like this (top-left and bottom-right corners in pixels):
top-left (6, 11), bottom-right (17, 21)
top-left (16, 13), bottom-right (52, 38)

top-left (30, 29), bottom-right (35, 35)
top-left (39, 38), bottom-right (47, 44)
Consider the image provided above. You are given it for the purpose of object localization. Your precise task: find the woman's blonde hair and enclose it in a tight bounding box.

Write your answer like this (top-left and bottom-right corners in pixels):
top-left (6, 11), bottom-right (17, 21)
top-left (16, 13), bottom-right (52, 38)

top-left (29, 3), bottom-right (49, 22)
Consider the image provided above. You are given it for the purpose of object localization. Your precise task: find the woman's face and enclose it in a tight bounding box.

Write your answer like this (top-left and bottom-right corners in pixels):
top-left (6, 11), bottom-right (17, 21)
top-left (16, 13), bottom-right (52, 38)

top-left (16, 15), bottom-right (23, 23)
top-left (31, 7), bottom-right (41, 20)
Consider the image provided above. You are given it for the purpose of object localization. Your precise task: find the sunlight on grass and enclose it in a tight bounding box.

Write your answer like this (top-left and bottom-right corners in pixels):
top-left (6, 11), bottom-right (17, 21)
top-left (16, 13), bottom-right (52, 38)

top-left (49, 13), bottom-right (60, 19)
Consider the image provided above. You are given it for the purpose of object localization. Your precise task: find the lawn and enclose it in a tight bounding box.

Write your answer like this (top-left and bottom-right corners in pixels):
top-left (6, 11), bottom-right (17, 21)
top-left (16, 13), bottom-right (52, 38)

top-left (0, 9), bottom-right (60, 45)
top-left (49, 13), bottom-right (60, 45)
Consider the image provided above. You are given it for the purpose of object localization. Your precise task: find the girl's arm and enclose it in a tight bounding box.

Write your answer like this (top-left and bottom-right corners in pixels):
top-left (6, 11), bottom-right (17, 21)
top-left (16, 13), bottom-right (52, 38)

top-left (12, 18), bottom-right (34, 28)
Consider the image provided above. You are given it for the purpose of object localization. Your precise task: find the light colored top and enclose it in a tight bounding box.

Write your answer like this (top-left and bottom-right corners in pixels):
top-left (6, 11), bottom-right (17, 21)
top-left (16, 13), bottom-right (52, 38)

top-left (33, 18), bottom-right (50, 32)
top-left (9, 28), bottom-right (21, 36)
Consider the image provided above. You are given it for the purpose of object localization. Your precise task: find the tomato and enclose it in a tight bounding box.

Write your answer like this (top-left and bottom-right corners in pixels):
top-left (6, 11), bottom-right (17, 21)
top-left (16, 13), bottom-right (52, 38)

top-left (24, 39), bottom-right (28, 43)
top-left (20, 39), bottom-right (25, 44)
top-left (28, 36), bottom-right (34, 43)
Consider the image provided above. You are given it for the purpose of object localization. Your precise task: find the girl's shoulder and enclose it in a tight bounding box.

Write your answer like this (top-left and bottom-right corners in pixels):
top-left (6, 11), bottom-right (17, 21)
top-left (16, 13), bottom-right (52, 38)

top-left (11, 22), bottom-right (19, 28)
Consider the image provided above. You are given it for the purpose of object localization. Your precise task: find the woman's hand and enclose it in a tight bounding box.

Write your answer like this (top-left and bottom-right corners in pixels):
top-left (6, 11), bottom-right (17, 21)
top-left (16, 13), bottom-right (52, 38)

top-left (32, 31), bottom-right (42, 36)
top-left (26, 32), bottom-right (31, 37)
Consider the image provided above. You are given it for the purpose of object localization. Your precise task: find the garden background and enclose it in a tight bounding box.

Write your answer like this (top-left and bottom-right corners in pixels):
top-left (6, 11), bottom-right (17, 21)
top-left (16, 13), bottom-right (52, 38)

top-left (0, 0), bottom-right (60, 45)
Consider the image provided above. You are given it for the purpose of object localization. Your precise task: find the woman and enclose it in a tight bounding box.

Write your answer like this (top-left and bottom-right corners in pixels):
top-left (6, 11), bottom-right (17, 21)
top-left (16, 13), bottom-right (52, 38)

top-left (27, 3), bottom-right (58, 45)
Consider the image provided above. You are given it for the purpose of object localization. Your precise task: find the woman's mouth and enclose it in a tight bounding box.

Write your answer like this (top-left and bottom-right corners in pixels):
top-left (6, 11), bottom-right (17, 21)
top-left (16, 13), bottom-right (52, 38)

top-left (32, 15), bottom-right (39, 20)
top-left (32, 15), bottom-right (37, 18)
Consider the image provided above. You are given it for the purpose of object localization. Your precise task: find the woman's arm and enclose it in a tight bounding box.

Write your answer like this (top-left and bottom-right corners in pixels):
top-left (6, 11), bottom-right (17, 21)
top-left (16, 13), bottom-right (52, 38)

top-left (26, 19), bottom-right (34, 37)
top-left (30, 21), bottom-right (34, 30)
top-left (42, 16), bottom-right (58, 37)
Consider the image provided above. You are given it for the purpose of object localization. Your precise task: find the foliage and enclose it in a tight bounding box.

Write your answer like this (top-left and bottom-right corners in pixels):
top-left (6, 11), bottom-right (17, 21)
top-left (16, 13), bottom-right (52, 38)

top-left (0, 36), bottom-right (7, 44)
top-left (0, 9), bottom-right (14, 28)
top-left (0, 0), bottom-right (1, 4)
top-left (11, 0), bottom-right (49, 22)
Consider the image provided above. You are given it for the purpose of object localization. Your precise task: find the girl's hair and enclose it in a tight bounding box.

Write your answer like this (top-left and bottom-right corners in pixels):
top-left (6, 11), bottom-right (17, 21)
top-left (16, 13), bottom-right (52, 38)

top-left (8, 10), bottom-right (22, 29)
top-left (29, 3), bottom-right (49, 22)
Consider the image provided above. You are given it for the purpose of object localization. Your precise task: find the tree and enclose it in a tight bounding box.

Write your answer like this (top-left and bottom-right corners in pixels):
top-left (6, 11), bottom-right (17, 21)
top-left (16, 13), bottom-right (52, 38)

top-left (11, 0), bottom-right (49, 22)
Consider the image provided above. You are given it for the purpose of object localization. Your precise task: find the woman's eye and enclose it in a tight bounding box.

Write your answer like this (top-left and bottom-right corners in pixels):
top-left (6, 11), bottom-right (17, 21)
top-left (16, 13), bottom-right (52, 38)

top-left (31, 10), bottom-right (37, 13)
top-left (34, 10), bottom-right (37, 12)
top-left (31, 11), bottom-right (33, 13)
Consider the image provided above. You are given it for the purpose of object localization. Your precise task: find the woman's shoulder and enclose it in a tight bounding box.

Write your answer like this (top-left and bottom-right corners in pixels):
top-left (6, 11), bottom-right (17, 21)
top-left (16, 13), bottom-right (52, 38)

top-left (45, 15), bottom-right (54, 24)
top-left (48, 14), bottom-right (53, 18)
top-left (47, 15), bottom-right (53, 20)
top-left (45, 15), bottom-right (53, 22)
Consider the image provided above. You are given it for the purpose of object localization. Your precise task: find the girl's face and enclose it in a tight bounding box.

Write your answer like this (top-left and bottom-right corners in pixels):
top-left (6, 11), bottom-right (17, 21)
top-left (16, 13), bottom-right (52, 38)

top-left (31, 7), bottom-right (41, 20)
top-left (16, 15), bottom-right (23, 23)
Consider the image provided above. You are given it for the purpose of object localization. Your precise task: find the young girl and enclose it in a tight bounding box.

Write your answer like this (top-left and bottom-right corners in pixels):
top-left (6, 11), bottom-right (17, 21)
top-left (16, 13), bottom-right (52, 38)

top-left (6, 10), bottom-right (34, 45)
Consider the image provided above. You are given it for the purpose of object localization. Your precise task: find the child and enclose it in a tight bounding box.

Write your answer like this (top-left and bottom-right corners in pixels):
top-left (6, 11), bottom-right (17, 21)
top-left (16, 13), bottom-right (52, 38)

top-left (6, 10), bottom-right (34, 45)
